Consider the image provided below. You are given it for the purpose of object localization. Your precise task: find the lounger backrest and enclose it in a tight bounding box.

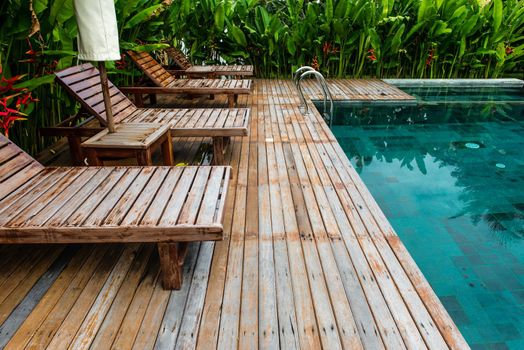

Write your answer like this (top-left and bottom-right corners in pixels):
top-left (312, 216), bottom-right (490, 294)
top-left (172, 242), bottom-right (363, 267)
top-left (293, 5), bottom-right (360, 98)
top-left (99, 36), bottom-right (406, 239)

top-left (55, 63), bottom-right (138, 126)
top-left (165, 47), bottom-right (193, 70)
top-left (0, 134), bottom-right (44, 200)
top-left (127, 51), bottom-right (176, 88)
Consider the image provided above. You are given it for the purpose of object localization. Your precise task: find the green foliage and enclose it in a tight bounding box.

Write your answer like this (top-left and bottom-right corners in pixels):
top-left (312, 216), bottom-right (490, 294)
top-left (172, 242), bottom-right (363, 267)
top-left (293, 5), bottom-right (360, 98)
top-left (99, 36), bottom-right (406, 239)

top-left (0, 0), bottom-right (523, 154)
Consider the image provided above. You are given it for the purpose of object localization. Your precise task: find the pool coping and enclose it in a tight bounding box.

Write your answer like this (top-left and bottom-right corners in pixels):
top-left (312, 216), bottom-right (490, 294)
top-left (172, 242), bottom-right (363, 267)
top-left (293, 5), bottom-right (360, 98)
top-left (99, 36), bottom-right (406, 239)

top-left (383, 78), bottom-right (524, 88)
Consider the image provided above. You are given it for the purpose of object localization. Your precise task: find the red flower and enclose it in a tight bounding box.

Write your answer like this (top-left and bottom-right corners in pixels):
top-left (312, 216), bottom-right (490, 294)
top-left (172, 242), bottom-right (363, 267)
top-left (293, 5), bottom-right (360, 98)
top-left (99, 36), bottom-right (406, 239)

top-left (16, 92), bottom-right (38, 108)
top-left (506, 46), bottom-right (513, 55)
top-left (367, 48), bottom-right (377, 61)
top-left (311, 55), bottom-right (320, 71)
top-left (426, 49), bottom-right (435, 66)
top-left (0, 75), bottom-right (26, 94)
top-left (0, 111), bottom-right (26, 138)
top-left (323, 42), bottom-right (331, 56)
top-left (116, 53), bottom-right (127, 70)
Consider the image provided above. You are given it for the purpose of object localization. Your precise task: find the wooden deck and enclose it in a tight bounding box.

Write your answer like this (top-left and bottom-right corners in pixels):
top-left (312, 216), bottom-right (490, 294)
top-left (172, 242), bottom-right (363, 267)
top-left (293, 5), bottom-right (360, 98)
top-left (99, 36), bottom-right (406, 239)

top-left (0, 79), bottom-right (468, 349)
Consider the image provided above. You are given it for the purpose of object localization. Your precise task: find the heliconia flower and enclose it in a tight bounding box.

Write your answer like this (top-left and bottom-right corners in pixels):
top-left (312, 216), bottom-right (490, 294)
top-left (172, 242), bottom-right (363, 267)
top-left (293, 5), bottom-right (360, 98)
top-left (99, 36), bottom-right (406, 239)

top-left (322, 42), bottom-right (331, 55)
top-left (0, 74), bottom-right (27, 93)
top-left (367, 48), bottom-right (377, 61)
top-left (16, 92), bottom-right (38, 108)
top-left (0, 112), bottom-right (27, 138)
top-left (311, 55), bottom-right (320, 70)
top-left (116, 54), bottom-right (128, 70)
top-left (426, 49), bottom-right (435, 66)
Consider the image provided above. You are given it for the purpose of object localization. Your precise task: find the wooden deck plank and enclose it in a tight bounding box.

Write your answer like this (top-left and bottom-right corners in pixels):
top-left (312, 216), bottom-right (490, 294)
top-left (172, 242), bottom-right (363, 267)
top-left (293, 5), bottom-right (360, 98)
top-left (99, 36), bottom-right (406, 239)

top-left (0, 79), bottom-right (468, 350)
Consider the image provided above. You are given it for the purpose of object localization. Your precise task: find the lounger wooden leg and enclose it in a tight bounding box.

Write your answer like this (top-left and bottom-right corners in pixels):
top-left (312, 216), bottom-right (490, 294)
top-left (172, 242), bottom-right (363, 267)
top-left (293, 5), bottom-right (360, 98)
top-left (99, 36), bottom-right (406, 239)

top-left (227, 94), bottom-right (235, 108)
top-left (137, 149), bottom-right (153, 166)
top-left (85, 148), bottom-right (102, 166)
top-left (161, 133), bottom-right (174, 166)
top-left (67, 135), bottom-right (84, 165)
top-left (135, 93), bottom-right (144, 107)
top-left (212, 136), bottom-right (225, 165)
top-left (149, 93), bottom-right (157, 105)
top-left (158, 242), bottom-right (189, 290)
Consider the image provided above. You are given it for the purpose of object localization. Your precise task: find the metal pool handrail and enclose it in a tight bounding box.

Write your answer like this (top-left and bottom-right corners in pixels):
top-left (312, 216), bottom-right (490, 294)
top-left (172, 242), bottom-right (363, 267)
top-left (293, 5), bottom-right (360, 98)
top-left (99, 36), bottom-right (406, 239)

top-left (294, 68), bottom-right (334, 126)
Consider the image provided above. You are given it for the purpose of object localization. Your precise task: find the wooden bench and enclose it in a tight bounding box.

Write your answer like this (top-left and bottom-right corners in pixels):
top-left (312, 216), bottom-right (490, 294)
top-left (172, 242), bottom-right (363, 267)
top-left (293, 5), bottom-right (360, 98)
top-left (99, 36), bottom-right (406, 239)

top-left (127, 51), bottom-right (252, 108)
top-left (0, 134), bottom-right (230, 289)
top-left (164, 46), bottom-right (254, 78)
top-left (47, 63), bottom-right (250, 165)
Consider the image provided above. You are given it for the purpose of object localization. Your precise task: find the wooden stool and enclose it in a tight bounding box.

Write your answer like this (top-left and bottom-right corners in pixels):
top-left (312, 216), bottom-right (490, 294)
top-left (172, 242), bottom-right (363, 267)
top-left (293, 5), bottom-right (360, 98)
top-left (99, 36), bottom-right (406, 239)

top-left (81, 123), bottom-right (174, 166)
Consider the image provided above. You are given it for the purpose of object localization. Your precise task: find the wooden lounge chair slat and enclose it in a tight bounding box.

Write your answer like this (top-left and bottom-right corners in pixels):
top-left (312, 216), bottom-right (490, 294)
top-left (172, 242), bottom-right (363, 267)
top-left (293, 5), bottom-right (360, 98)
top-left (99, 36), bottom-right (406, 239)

top-left (120, 168), bottom-right (170, 226)
top-left (158, 167), bottom-right (198, 226)
top-left (0, 169), bottom-right (71, 225)
top-left (0, 168), bottom-right (57, 210)
top-left (177, 167), bottom-right (212, 225)
top-left (46, 168), bottom-right (114, 226)
top-left (0, 143), bottom-right (21, 163)
top-left (196, 167), bottom-right (228, 224)
top-left (64, 168), bottom-right (129, 226)
top-left (4, 168), bottom-right (86, 227)
top-left (0, 154), bottom-right (33, 183)
top-left (0, 162), bottom-right (44, 202)
top-left (102, 167), bottom-right (157, 226)
top-left (19, 168), bottom-right (99, 227)
top-left (83, 168), bottom-right (143, 226)
top-left (140, 167), bottom-right (184, 226)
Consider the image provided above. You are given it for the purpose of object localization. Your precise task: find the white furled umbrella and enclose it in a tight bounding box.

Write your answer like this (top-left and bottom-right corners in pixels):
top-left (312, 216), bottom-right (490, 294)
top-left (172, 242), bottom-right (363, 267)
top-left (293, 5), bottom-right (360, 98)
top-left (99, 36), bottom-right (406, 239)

top-left (74, 0), bottom-right (120, 133)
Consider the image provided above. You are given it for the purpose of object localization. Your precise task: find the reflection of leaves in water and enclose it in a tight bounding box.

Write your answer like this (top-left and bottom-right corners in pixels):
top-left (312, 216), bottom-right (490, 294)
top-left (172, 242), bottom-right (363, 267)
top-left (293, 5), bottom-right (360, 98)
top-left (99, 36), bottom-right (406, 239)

top-left (338, 101), bottom-right (524, 244)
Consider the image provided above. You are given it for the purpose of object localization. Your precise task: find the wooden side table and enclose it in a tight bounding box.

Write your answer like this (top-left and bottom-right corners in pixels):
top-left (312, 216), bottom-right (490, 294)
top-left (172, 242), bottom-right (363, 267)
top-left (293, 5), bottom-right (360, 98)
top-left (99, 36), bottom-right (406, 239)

top-left (81, 123), bottom-right (174, 166)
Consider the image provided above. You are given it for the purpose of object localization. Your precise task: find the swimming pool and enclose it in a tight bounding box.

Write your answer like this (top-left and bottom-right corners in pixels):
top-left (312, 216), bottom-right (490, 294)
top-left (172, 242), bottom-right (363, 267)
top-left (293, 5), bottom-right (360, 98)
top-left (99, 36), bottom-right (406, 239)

top-left (321, 85), bottom-right (524, 349)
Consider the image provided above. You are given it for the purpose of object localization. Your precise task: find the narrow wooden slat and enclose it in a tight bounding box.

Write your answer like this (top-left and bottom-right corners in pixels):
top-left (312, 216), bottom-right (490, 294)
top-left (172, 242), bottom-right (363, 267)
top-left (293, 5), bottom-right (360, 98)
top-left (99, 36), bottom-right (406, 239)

top-left (68, 244), bottom-right (142, 350)
top-left (41, 246), bottom-right (125, 349)
top-left (177, 167), bottom-right (212, 225)
top-left (3, 246), bottom-right (94, 350)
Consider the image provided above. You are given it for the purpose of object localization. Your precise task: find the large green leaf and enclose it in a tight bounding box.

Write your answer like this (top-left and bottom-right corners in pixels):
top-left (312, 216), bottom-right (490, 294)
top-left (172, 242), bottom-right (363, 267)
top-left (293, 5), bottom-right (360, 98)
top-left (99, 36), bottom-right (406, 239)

top-left (49, 0), bottom-right (74, 25)
top-left (124, 4), bottom-right (164, 29)
top-left (13, 74), bottom-right (55, 90)
top-left (214, 2), bottom-right (225, 31)
top-left (230, 25), bottom-right (247, 47)
top-left (493, 0), bottom-right (502, 34)
top-left (325, 0), bottom-right (333, 23)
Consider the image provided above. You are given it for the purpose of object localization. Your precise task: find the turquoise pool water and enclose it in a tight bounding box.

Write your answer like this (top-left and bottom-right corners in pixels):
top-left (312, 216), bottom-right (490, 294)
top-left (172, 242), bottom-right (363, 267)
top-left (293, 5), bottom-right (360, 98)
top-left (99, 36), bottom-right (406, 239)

top-left (322, 86), bottom-right (524, 349)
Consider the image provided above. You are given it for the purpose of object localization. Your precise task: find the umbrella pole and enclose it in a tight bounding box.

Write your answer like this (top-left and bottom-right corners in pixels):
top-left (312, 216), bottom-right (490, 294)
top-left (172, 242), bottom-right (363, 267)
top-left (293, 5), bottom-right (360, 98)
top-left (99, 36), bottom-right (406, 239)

top-left (98, 62), bottom-right (116, 133)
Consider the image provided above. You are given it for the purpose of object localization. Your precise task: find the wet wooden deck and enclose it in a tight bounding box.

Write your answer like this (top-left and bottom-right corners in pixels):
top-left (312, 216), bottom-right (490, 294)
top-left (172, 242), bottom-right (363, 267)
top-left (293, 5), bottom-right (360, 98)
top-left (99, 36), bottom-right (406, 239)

top-left (0, 79), bottom-right (468, 349)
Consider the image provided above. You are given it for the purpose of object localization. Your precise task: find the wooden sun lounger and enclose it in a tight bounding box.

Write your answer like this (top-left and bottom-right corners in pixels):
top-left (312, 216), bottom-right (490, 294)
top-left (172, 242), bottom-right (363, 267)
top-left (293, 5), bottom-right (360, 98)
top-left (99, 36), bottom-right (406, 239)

top-left (0, 134), bottom-right (230, 289)
top-left (44, 63), bottom-right (250, 165)
top-left (127, 51), bottom-right (252, 108)
top-left (164, 46), bottom-right (254, 77)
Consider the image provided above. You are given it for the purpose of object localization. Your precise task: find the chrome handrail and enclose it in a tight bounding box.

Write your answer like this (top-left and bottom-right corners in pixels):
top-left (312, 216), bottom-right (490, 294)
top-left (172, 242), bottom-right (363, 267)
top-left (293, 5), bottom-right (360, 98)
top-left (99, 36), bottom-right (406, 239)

top-left (293, 66), bottom-right (316, 87)
top-left (293, 66), bottom-right (316, 112)
top-left (294, 68), bottom-right (334, 126)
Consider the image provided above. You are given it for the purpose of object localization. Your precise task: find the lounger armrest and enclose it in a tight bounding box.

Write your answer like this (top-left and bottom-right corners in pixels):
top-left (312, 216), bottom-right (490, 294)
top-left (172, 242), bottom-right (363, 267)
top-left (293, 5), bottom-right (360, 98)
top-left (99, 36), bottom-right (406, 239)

top-left (165, 69), bottom-right (188, 77)
top-left (119, 86), bottom-right (251, 95)
top-left (40, 126), bottom-right (103, 137)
